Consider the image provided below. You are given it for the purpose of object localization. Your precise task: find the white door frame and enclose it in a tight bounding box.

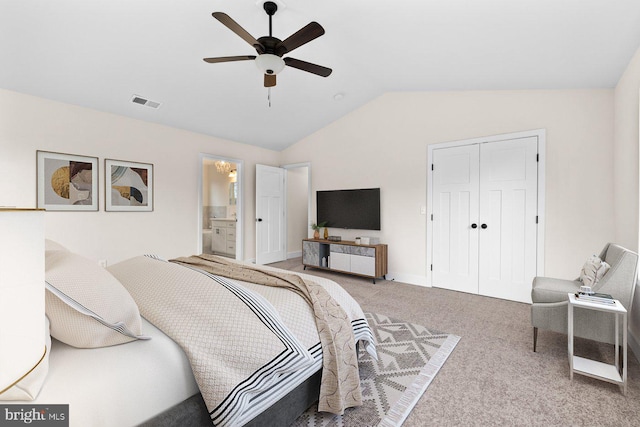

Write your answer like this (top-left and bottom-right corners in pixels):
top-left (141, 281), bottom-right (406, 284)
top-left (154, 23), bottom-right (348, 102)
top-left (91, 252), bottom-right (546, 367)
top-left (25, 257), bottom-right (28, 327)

top-left (426, 129), bottom-right (546, 287)
top-left (282, 162), bottom-right (312, 258)
top-left (198, 153), bottom-right (244, 260)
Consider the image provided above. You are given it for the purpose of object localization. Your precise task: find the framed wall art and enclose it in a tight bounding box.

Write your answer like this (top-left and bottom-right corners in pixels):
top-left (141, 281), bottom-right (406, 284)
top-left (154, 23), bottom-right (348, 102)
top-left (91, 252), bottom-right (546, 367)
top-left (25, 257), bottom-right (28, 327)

top-left (36, 150), bottom-right (99, 211)
top-left (105, 159), bottom-right (154, 212)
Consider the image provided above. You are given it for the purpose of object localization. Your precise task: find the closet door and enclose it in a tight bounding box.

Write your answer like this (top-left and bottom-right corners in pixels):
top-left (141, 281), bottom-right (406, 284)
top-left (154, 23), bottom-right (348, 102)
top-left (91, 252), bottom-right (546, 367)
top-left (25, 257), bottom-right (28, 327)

top-left (431, 144), bottom-right (480, 295)
top-left (430, 136), bottom-right (539, 303)
top-left (478, 137), bottom-right (538, 303)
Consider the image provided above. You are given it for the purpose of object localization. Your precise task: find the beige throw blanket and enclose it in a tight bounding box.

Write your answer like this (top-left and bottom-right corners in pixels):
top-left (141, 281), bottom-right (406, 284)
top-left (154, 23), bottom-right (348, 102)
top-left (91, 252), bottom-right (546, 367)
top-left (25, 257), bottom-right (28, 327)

top-left (171, 254), bottom-right (362, 415)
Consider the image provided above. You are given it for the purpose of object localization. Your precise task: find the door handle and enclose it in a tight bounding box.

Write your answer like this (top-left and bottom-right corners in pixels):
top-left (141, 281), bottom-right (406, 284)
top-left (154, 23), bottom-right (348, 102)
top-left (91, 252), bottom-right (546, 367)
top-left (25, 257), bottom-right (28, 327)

top-left (256, 218), bottom-right (263, 222)
top-left (481, 224), bottom-right (488, 229)
top-left (471, 223), bottom-right (478, 229)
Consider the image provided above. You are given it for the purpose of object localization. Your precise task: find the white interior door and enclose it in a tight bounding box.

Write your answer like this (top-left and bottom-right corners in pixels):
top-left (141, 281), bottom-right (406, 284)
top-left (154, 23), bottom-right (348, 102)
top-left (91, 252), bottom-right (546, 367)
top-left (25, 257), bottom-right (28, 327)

top-left (478, 137), bottom-right (538, 303)
top-left (256, 164), bottom-right (285, 265)
top-left (432, 144), bottom-right (480, 294)
top-left (430, 135), bottom-right (539, 303)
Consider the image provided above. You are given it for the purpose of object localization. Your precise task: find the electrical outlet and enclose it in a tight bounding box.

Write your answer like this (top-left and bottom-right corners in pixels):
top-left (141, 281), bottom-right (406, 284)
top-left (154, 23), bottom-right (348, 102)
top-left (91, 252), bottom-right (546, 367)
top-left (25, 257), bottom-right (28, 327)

top-left (420, 206), bottom-right (427, 215)
top-left (98, 259), bottom-right (107, 268)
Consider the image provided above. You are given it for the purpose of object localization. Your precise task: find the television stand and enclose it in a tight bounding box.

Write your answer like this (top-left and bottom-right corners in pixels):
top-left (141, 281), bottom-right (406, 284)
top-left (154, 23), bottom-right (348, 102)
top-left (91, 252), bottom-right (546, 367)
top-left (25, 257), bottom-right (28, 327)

top-left (302, 239), bottom-right (388, 284)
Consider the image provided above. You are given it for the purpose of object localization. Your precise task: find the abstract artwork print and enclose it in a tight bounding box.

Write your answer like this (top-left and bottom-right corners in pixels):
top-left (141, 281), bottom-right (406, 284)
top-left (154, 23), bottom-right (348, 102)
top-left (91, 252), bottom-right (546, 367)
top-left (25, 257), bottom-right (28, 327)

top-left (105, 159), bottom-right (153, 211)
top-left (37, 151), bottom-right (98, 211)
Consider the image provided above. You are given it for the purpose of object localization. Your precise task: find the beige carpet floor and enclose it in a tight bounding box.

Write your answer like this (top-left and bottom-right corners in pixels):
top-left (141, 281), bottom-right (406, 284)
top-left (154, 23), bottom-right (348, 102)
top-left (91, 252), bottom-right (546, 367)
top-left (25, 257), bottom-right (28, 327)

top-left (269, 258), bottom-right (640, 427)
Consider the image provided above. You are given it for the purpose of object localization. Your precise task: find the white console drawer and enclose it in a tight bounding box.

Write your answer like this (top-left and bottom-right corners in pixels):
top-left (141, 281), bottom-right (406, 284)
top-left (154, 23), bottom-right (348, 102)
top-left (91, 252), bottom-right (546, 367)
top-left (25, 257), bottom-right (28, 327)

top-left (330, 252), bottom-right (350, 272)
top-left (350, 254), bottom-right (376, 276)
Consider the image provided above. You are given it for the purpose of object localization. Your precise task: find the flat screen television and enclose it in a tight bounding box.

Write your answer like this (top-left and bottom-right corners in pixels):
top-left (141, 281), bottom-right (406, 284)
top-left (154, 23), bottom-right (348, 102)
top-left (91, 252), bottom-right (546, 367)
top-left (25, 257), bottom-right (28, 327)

top-left (316, 188), bottom-right (381, 230)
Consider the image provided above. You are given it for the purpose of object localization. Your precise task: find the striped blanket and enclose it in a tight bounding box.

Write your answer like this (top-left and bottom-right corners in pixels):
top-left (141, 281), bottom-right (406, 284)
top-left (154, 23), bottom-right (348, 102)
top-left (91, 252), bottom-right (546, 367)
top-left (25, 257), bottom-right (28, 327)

top-left (108, 255), bottom-right (376, 426)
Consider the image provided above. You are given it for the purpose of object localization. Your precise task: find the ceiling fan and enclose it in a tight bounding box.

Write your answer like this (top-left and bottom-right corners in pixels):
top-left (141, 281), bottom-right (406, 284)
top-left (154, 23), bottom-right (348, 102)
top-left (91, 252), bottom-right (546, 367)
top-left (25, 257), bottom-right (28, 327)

top-left (203, 1), bottom-right (332, 88)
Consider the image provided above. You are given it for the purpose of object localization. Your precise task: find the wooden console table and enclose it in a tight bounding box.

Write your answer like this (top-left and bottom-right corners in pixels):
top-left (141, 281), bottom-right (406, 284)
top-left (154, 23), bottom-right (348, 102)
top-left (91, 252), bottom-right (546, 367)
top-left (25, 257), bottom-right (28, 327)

top-left (302, 239), bottom-right (388, 283)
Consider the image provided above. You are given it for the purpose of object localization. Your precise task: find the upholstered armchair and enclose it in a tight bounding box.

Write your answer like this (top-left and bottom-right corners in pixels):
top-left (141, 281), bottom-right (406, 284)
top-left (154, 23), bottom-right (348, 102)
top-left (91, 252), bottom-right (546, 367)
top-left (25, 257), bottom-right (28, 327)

top-left (531, 243), bottom-right (638, 351)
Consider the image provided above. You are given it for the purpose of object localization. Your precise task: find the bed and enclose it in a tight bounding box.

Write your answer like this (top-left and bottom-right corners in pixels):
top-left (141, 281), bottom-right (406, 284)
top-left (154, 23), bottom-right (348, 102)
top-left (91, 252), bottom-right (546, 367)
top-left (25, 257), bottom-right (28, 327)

top-left (8, 242), bottom-right (376, 426)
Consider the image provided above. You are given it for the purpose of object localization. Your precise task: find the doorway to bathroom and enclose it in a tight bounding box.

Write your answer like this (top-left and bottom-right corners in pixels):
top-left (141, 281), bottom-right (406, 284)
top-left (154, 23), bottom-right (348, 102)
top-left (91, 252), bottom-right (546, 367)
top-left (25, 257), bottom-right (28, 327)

top-left (198, 154), bottom-right (243, 260)
top-left (283, 162), bottom-right (311, 260)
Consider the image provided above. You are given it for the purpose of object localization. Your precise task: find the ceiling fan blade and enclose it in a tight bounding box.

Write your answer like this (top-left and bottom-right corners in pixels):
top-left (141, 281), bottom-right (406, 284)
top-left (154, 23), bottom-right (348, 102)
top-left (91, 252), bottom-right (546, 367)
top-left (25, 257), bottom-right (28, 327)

top-left (264, 74), bottom-right (277, 87)
top-left (275, 22), bottom-right (325, 56)
top-left (284, 57), bottom-right (332, 77)
top-left (203, 55), bottom-right (256, 63)
top-left (212, 12), bottom-right (265, 53)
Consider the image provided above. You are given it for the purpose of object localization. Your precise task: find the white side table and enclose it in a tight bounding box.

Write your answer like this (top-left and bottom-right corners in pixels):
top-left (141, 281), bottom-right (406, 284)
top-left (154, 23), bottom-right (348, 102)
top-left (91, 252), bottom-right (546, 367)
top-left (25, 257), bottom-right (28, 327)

top-left (567, 293), bottom-right (627, 394)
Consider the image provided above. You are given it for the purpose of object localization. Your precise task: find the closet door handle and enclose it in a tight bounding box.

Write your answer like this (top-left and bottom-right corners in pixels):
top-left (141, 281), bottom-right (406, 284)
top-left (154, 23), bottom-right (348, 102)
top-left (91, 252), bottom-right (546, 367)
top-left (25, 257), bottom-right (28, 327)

top-left (471, 223), bottom-right (478, 229)
top-left (257, 218), bottom-right (263, 222)
top-left (481, 224), bottom-right (488, 229)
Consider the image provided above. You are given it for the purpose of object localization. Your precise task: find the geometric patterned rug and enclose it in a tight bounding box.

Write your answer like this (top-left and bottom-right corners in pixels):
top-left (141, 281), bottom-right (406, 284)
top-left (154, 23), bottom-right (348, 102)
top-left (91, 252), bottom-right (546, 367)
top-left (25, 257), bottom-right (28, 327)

top-left (292, 312), bottom-right (461, 427)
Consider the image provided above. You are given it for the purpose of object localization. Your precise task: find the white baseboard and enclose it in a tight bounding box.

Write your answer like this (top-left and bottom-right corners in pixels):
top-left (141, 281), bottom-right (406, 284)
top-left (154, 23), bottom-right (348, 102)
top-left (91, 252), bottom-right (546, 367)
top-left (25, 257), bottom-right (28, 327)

top-left (287, 251), bottom-right (302, 260)
top-left (385, 272), bottom-right (429, 287)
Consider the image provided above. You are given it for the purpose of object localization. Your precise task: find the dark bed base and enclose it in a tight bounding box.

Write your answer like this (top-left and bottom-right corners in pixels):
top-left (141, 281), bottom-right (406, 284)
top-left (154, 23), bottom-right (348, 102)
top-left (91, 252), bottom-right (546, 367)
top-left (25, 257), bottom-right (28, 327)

top-left (140, 370), bottom-right (322, 426)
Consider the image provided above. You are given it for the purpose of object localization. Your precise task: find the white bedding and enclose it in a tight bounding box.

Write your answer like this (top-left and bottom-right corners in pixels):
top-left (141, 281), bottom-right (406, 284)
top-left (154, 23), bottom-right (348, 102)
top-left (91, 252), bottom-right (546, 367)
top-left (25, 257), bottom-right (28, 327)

top-left (25, 318), bottom-right (199, 427)
top-left (108, 255), bottom-right (376, 426)
top-left (20, 251), bottom-right (375, 427)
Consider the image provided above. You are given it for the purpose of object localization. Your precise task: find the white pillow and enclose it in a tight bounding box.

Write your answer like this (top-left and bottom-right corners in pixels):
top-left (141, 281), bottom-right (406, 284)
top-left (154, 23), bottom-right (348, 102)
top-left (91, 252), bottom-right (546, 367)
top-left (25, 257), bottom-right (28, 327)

top-left (579, 255), bottom-right (611, 288)
top-left (45, 249), bottom-right (148, 348)
top-left (45, 239), bottom-right (69, 253)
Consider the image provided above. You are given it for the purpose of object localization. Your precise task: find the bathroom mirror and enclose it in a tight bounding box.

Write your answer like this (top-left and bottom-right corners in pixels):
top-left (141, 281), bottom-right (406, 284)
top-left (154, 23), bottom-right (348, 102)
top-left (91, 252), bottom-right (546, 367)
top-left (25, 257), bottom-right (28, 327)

top-left (229, 182), bottom-right (237, 205)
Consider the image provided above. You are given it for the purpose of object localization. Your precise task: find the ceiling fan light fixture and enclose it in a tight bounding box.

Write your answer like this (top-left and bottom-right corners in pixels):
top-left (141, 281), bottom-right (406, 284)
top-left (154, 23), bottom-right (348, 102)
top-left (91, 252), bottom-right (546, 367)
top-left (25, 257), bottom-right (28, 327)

top-left (255, 54), bottom-right (285, 75)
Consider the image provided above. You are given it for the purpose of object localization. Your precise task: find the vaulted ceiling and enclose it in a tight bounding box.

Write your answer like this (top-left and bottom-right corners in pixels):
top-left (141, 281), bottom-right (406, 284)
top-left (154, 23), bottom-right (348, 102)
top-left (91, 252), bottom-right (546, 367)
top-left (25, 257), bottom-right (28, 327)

top-left (2, 1), bottom-right (640, 151)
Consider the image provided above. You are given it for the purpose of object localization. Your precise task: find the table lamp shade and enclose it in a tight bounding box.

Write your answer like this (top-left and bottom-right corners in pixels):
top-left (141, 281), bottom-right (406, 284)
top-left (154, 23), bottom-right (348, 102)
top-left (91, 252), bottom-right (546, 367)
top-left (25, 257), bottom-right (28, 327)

top-left (0, 209), bottom-right (45, 393)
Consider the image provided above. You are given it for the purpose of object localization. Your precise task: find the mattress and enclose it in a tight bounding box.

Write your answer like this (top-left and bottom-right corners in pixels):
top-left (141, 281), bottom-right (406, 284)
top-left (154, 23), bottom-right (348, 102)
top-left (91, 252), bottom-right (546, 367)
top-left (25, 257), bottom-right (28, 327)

top-left (28, 317), bottom-right (200, 427)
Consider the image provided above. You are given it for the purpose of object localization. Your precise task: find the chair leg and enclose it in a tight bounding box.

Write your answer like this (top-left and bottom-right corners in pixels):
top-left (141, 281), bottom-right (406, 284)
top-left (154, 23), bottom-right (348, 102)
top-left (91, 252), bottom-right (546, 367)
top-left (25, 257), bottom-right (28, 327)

top-left (533, 327), bottom-right (538, 352)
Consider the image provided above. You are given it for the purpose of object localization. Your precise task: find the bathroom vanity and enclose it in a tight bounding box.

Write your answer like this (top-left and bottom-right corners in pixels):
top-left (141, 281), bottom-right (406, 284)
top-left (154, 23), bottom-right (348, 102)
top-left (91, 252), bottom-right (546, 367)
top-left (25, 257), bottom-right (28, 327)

top-left (211, 219), bottom-right (236, 257)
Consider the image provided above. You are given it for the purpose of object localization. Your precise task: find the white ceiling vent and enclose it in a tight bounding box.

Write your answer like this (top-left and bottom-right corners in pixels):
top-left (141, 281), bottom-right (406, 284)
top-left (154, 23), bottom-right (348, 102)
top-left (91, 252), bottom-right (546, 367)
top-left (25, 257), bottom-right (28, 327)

top-left (131, 95), bottom-right (161, 109)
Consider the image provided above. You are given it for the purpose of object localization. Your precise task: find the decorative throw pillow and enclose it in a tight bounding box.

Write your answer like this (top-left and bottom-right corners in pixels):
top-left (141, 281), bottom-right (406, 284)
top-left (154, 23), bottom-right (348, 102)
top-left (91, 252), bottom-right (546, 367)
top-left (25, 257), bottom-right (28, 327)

top-left (45, 249), bottom-right (149, 348)
top-left (579, 255), bottom-right (611, 288)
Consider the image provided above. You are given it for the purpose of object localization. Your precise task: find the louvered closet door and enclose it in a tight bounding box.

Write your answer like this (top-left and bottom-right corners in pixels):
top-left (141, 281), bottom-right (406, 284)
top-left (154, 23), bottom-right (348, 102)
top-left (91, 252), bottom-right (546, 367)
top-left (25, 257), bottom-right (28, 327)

top-left (478, 137), bottom-right (538, 303)
top-left (431, 144), bottom-right (480, 295)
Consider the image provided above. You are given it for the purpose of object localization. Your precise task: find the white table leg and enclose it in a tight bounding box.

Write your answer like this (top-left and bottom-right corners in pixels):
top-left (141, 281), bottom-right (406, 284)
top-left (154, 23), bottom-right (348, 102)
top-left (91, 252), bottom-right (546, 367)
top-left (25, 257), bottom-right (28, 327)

top-left (615, 312), bottom-right (620, 373)
top-left (623, 312), bottom-right (628, 395)
top-left (568, 302), bottom-right (574, 381)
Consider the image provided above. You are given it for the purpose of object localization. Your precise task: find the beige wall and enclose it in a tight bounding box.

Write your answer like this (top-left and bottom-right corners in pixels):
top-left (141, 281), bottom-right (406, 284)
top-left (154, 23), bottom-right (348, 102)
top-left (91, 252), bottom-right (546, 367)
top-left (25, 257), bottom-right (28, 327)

top-left (281, 89), bottom-right (616, 284)
top-left (0, 88), bottom-right (279, 264)
top-left (1, 87), bottom-right (619, 282)
top-left (613, 45), bottom-right (640, 354)
top-left (614, 46), bottom-right (640, 251)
